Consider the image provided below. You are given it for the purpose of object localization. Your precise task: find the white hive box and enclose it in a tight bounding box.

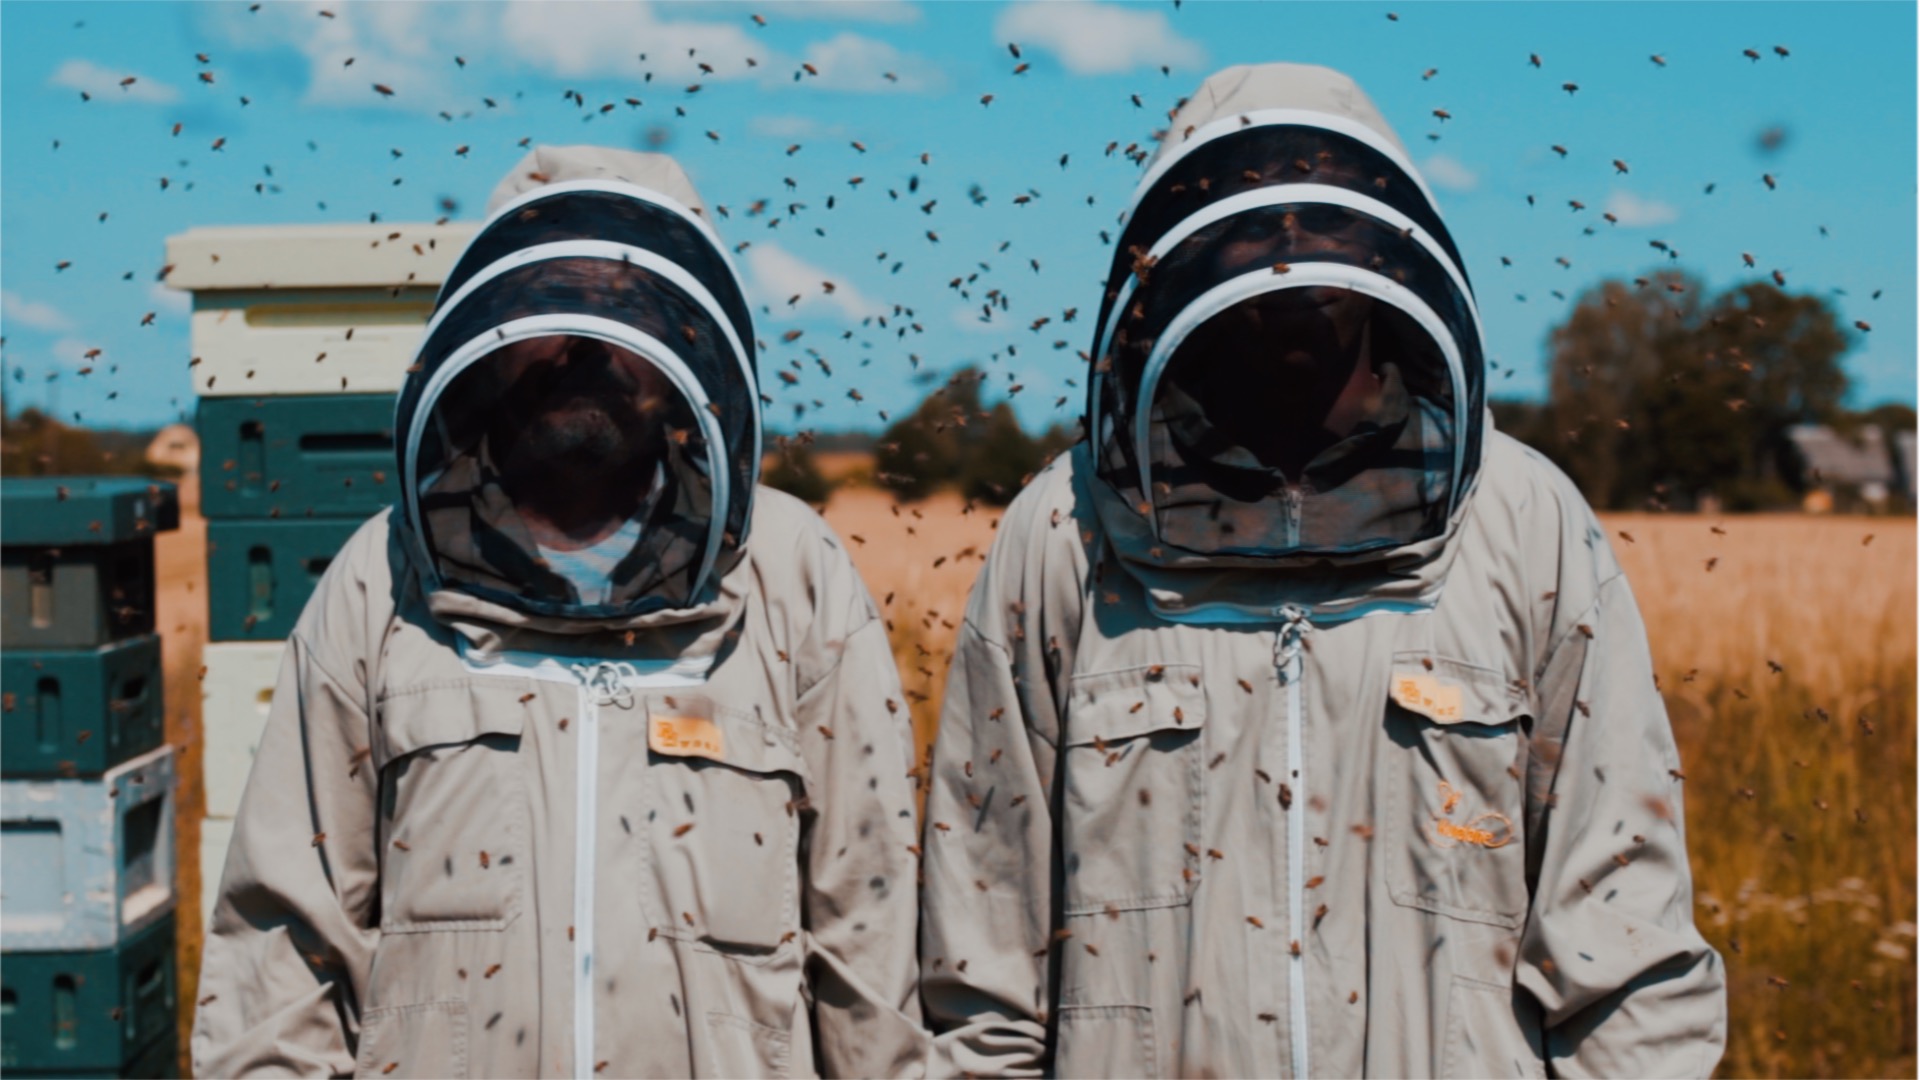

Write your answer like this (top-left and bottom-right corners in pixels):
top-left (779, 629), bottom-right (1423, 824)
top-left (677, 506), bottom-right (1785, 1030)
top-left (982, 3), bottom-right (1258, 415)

top-left (200, 816), bottom-right (235, 930)
top-left (165, 222), bottom-right (476, 397)
top-left (201, 641), bottom-right (283, 820)
top-left (1, 746), bottom-right (176, 951)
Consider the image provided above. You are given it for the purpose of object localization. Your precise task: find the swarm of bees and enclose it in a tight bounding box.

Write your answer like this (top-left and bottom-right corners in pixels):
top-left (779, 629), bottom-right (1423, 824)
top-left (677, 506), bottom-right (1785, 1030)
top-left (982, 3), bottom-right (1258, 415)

top-left (17, 8), bottom-right (1906, 1072)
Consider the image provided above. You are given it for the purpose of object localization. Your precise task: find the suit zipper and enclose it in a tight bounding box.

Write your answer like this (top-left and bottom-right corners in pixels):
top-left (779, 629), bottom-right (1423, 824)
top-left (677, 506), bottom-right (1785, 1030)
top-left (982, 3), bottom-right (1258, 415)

top-left (1276, 606), bottom-right (1313, 1079)
top-left (569, 662), bottom-right (634, 1079)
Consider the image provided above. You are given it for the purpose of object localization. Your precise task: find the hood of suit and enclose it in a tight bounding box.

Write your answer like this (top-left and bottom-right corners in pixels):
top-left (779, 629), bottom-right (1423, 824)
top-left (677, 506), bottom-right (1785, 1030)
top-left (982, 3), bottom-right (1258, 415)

top-left (1083, 63), bottom-right (1489, 624)
top-left (393, 146), bottom-right (759, 627)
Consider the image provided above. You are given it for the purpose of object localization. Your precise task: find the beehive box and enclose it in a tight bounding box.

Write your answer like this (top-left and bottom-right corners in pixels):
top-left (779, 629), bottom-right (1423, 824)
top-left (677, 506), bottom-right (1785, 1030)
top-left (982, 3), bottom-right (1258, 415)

top-left (197, 394), bottom-right (398, 520)
top-left (1, 479), bottom-right (178, 650)
top-left (165, 222), bottom-right (474, 397)
top-left (120, 1026), bottom-right (180, 1079)
top-left (2, 635), bottom-right (165, 778)
top-left (0, 912), bottom-right (177, 1075)
top-left (1, 746), bottom-right (176, 952)
top-left (200, 641), bottom-right (282, 820)
top-left (205, 517), bottom-right (365, 641)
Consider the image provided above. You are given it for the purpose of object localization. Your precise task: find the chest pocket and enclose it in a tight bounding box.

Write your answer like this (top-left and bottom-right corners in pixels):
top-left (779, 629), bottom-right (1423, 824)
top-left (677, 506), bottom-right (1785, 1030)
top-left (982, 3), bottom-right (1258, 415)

top-left (374, 683), bottom-right (528, 932)
top-left (1383, 654), bottom-right (1532, 928)
top-left (1061, 664), bottom-right (1209, 915)
top-left (641, 698), bottom-right (810, 954)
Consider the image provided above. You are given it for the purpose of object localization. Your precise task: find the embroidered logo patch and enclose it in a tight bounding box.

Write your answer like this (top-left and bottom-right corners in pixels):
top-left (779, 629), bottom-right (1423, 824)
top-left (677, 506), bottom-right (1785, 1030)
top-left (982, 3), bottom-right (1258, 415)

top-left (649, 714), bottom-right (725, 761)
top-left (1391, 673), bottom-right (1464, 722)
top-left (1427, 780), bottom-right (1514, 849)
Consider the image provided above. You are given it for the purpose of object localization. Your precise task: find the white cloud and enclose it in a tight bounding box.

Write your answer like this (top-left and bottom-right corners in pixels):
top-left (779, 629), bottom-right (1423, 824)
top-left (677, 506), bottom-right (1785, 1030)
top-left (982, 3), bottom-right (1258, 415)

top-left (48, 59), bottom-right (180, 104)
top-left (198, 1), bottom-right (936, 107)
top-left (785, 31), bottom-right (938, 92)
top-left (147, 281), bottom-right (192, 318)
top-left (748, 114), bottom-right (847, 140)
top-left (499, 2), bottom-right (765, 81)
top-left (51, 337), bottom-right (107, 367)
top-left (685, 0), bottom-right (922, 24)
top-left (993, 0), bottom-right (1204, 76)
top-left (948, 305), bottom-right (1013, 336)
top-left (201, 1), bottom-right (486, 112)
top-left (1419, 153), bottom-right (1478, 193)
top-left (1604, 189), bottom-right (1679, 228)
top-left (2, 291), bottom-right (74, 333)
top-left (746, 243), bottom-right (884, 321)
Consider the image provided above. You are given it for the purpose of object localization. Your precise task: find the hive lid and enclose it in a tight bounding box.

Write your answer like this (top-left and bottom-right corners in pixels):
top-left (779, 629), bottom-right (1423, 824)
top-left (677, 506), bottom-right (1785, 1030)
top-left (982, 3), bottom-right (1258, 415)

top-left (164, 221), bottom-right (478, 291)
top-left (1, 477), bottom-right (180, 546)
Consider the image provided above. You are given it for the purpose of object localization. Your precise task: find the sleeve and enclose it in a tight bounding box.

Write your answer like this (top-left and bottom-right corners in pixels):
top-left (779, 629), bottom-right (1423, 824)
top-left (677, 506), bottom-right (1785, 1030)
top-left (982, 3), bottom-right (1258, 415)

top-left (1515, 572), bottom-right (1728, 1079)
top-left (918, 565), bottom-right (1061, 1078)
top-left (190, 629), bottom-right (382, 1078)
top-left (794, 564), bottom-right (931, 1079)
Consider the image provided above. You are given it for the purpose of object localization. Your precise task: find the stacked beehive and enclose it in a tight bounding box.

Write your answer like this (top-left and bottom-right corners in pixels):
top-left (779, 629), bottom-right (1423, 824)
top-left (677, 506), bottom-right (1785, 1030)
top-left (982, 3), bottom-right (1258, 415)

top-left (164, 221), bottom-right (472, 937)
top-left (1, 478), bottom-right (181, 1077)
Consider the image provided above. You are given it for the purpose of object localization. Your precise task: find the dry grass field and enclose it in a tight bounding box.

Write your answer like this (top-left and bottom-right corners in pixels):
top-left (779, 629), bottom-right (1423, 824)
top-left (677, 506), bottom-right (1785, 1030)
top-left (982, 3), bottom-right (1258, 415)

top-left (830, 490), bottom-right (1917, 1079)
top-left (1608, 513), bottom-right (1916, 1078)
top-left (157, 477), bottom-right (1914, 1078)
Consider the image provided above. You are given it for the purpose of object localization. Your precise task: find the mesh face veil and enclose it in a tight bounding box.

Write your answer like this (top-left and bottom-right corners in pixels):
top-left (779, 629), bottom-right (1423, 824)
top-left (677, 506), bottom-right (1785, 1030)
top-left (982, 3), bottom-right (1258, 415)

top-left (395, 173), bottom-right (758, 619)
top-left (1087, 80), bottom-right (1487, 562)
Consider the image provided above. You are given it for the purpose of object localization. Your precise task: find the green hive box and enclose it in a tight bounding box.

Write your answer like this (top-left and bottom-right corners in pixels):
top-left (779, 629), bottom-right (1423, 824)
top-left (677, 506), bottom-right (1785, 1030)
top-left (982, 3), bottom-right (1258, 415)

top-left (206, 517), bottom-right (364, 640)
top-left (6, 1029), bottom-right (176, 1079)
top-left (119, 1028), bottom-right (179, 1079)
top-left (0, 912), bottom-right (177, 1075)
top-left (1, 636), bottom-right (164, 778)
top-left (197, 394), bottom-right (398, 519)
top-left (1, 479), bottom-right (178, 650)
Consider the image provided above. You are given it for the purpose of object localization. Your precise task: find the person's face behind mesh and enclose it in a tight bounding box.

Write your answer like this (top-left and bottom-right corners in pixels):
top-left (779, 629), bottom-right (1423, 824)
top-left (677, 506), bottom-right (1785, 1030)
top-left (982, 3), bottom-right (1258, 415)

top-left (486, 334), bottom-right (672, 486)
top-left (1168, 286), bottom-right (1377, 478)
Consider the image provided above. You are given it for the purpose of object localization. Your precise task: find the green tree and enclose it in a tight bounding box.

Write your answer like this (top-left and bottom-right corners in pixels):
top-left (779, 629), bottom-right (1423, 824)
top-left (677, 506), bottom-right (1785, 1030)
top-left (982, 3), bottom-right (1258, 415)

top-left (0, 405), bottom-right (163, 478)
top-left (874, 368), bottom-right (1072, 505)
top-left (960, 402), bottom-right (1074, 506)
top-left (760, 436), bottom-right (834, 506)
top-left (1530, 272), bottom-right (1851, 510)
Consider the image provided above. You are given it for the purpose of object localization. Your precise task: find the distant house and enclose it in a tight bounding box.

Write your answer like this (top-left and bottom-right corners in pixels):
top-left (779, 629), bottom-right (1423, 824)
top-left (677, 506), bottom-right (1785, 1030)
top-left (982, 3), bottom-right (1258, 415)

top-left (1895, 430), bottom-right (1917, 504)
top-left (1785, 424), bottom-right (1911, 510)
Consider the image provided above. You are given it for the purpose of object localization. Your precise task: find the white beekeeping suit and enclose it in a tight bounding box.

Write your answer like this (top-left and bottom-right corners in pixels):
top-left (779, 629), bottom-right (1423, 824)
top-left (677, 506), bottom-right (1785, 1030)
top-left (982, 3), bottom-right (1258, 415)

top-left (920, 64), bottom-right (1726, 1080)
top-left (194, 146), bottom-right (928, 1079)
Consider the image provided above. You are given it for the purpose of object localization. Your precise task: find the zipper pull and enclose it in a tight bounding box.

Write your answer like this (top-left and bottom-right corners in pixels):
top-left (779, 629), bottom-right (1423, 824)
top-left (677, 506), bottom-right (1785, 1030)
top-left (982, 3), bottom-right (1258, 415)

top-left (1274, 605), bottom-right (1313, 675)
top-left (570, 661), bottom-right (637, 708)
top-left (1282, 485), bottom-right (1305, 549)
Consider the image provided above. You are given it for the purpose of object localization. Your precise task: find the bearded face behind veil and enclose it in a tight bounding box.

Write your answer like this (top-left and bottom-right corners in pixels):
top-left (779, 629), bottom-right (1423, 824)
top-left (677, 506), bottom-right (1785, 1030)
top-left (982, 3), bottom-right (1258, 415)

top-left (396, 166), bottom-right (759, 618)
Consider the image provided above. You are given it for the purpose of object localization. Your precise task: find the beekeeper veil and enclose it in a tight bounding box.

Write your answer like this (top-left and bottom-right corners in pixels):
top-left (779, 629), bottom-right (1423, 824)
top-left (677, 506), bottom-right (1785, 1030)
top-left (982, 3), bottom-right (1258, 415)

top-left (395, 147), bottom-right (758, 619)
top-left (1088, 64), bottom-right (1485, 563)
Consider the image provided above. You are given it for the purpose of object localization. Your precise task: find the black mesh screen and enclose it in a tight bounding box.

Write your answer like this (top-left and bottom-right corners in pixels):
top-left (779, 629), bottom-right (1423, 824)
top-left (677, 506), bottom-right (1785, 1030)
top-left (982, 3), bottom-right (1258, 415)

top-left (399, 256), bottom-right (754, 559)
top-left (412, 342), bottom-right (719, 617)
top-left (1090, 199), bottom-right (1476, 557)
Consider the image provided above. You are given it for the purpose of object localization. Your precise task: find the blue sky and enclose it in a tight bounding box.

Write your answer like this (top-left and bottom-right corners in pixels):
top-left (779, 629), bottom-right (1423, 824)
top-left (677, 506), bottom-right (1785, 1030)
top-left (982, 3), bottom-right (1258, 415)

top-left (2, 0), bottom-right (1913, 434)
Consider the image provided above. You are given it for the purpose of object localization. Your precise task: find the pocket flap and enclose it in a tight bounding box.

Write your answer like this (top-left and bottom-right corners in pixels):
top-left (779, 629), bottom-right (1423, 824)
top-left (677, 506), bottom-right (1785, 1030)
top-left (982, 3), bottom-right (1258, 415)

top-left (1388, 654), bottom-right (1529, 727)
top-left (646, 696), bottom-right (809, 782)
top-left (1065, 663), bottom-right (1208, 746)
top-left (375, 681), bottom-right (528, 762)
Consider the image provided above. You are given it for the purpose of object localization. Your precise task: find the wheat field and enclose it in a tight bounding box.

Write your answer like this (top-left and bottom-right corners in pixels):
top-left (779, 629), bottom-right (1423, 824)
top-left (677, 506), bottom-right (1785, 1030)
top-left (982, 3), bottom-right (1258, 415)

top-left (158, 486), bottom-right (1914, 1077)
top-left (826, 491), bottom-right (1918, 1079)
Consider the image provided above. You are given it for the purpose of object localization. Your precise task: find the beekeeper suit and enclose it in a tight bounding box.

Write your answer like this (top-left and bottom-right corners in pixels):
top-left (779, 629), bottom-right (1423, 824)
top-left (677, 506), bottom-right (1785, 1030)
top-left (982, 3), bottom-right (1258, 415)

top-left (919, 65), bottom-right (1725, 1078)
top-left (193, 147), bottom-right (926, 1078)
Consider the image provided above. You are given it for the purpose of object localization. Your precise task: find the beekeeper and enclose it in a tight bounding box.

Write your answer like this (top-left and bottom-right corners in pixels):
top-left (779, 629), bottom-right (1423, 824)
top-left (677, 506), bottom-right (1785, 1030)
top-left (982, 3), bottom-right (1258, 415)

top-left (919, 65), bottom-right (1726, 1078)
top-left (193, 147), bottom-right (926, 1078)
